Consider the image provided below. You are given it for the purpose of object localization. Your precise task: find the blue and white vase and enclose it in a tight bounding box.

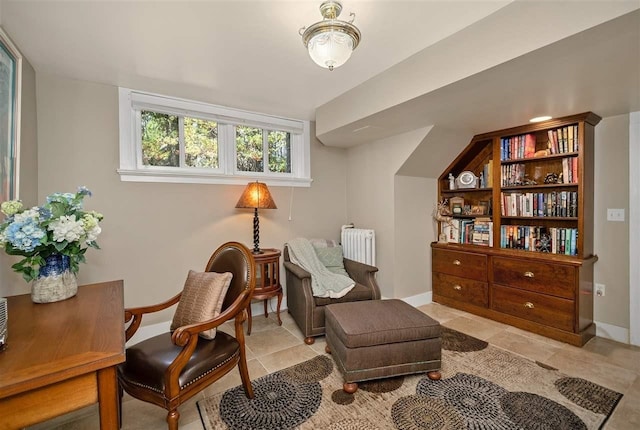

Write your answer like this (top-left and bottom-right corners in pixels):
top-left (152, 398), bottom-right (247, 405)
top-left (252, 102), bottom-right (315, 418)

top-left (31, 254), bottom-right (78, 303)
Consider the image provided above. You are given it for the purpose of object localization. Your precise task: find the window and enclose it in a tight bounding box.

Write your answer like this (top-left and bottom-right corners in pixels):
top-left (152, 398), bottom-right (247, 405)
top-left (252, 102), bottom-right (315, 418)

top-left (118, 88), bottom-right (311, 187)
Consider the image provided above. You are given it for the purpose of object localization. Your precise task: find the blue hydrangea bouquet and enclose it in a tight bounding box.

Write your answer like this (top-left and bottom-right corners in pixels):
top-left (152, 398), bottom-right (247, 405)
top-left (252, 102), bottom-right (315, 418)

top-left (0, 186), bottom-right (103, 284)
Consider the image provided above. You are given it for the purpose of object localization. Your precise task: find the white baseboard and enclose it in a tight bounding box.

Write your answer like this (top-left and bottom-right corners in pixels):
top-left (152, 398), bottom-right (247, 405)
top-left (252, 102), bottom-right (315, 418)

top-left (401, 291), bottom-right (433, 307)
top-left (127, 296), bottom-right (289, 346)
top-left (595, 320), bottom-right (630, 344)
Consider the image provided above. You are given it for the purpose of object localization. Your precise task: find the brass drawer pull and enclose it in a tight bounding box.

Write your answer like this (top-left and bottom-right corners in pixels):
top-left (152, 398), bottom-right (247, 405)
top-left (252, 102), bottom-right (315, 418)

top-left (524, 302), bottom-right (535, 309)
top-left (524, 271), bottom-right (534, 278)
top-left (453, 285), bottom-right (462, 291)
top-left (453, 260), bottom-right (461, 266)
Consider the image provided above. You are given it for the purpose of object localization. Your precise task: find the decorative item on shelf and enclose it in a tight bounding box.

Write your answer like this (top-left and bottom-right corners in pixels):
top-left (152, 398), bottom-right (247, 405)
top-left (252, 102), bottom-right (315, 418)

top-left (448, 173), bottom-right (456, 190)
top-left (544, 172), bottom-right (561, 184)
top-left (449, 196), bottom-right (464, 215)
top-left (235, 181), bottom-right (277, 254)
top-left (534, 149), bottom-right (550, 157)
top-left (0, 187), bottom-right (103, 303)
top-left (299, 1), bottom-right (361, 71)
top-left (455, 170), bottom-right (478, 189)
top-left (432, 200), bottom-right (453, 244)
top-left (535, 234), bottom-right (552, 253)
top-left (462, 205), bottom-right (472, 216)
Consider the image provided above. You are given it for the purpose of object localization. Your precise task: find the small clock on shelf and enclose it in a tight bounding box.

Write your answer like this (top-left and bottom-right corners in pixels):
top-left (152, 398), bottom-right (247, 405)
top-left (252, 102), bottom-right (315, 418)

top-left (455, 171), bottom-right (478, 189)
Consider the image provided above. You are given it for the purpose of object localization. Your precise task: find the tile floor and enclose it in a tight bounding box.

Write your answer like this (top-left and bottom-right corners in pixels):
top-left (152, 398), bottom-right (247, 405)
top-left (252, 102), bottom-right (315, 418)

top-left (27, 302), bottom-right (640, 430)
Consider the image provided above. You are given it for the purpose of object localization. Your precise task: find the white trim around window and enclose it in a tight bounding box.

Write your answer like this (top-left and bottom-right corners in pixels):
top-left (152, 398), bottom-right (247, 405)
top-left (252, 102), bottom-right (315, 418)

top-left (117, 88), bottom-right (312, 187)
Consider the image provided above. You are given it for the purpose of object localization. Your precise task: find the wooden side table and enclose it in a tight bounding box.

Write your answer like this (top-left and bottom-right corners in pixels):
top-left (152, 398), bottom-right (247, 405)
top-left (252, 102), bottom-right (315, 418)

top-left (248, 248), bottom-right (283, 335)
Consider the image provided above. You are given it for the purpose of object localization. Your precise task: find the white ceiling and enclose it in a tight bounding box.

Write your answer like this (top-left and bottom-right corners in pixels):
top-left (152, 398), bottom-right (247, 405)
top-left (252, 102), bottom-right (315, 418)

top-left (1, 0), bottom-right (638, 150)
top-left (0, 0), bottom-right (511, 120)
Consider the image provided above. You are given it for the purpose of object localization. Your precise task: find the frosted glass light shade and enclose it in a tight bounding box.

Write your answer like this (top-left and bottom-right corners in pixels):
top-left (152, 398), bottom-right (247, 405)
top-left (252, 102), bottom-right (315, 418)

top-left (300, 1), bottom-right (361, 71)
top-left (307, 30), bottom-right (354, 70)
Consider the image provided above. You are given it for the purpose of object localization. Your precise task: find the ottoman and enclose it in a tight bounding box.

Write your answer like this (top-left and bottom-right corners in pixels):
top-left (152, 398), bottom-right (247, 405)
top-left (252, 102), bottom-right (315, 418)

top-left (325, 299), bottom-right (442, 393)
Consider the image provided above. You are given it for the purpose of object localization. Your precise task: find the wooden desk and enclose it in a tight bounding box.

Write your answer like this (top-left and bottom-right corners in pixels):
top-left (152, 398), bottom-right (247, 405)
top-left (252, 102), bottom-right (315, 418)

top-left (248, 249), bottom-right (282, 335)
top-left (0, 281), bottom-right (125, 430)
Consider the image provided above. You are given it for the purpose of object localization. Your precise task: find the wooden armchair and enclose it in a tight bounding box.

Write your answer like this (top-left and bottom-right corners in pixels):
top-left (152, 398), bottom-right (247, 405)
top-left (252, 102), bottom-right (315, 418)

top-left (283, 245), bottom-right (381, 345)
top-left (117, 242), bottom-right (256, 430)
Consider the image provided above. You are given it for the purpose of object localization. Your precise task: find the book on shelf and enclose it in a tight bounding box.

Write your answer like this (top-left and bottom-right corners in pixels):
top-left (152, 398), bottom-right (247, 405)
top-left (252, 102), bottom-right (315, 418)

top-left (500, 225), bottom-right (577, 255)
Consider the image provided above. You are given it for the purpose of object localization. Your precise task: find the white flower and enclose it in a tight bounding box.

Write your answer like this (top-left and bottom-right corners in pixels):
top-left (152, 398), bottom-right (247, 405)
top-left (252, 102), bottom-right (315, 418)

top-left (85, 225), bottom-right (101, 243)
top-left (49, 215), bottom-right (85, 243)
top-left (14, 208), bottom-right (39, 223)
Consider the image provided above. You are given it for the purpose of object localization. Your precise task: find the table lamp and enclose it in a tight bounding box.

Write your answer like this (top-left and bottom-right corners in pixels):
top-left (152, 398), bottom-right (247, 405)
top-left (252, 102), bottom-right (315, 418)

top-left (235, 181), bottom-right (277, 254)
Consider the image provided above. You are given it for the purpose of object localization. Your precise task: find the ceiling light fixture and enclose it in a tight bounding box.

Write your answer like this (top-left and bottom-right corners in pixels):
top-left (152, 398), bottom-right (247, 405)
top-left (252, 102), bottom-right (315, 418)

top-left (300, 1), bottom-right (361, 71)
top-left (529, 115), bottom-right (552, 123)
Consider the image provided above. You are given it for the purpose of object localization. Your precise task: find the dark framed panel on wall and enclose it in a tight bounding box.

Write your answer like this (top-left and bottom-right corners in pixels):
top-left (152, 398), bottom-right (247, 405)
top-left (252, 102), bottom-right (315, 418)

top-left (0, 27), bottom-right (21, 202)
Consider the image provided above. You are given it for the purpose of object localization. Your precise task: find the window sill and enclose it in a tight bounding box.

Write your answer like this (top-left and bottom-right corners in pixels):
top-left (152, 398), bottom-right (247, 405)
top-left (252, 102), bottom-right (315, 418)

top-left (116, 169), bottom-right (312, 187)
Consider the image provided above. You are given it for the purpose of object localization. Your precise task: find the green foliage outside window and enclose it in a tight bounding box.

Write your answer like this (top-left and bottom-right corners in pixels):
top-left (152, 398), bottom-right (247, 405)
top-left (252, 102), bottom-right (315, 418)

top-left (236, 126), bottom-right (263, 172)
top-left (236, 126), bottom-right (291, 173)
top-left (141, 111), bottom-right (179, 166)
top-left (142, 110), bottom-right (289, 174)
top-left (184, 117), bottom-right (218, 168)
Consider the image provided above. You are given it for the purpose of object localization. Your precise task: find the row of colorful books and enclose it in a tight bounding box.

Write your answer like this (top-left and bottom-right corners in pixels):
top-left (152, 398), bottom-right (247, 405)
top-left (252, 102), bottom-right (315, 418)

top-left (499, 125), bottom-right (580, 161)
top-left (500, 225), bottom-right (578, 255)
top-left (562, 157), bottom-right (578, 183)
top-left (443, 217), bottom-right (493, 246)
top-left (501, 163), bottom-right (526, 187)
top-left (548, 125), bottom-right (579, 154)
top-left (501, 191), bottom-right (578, 218)
top-left (500, 133), bottom-right (536, 161)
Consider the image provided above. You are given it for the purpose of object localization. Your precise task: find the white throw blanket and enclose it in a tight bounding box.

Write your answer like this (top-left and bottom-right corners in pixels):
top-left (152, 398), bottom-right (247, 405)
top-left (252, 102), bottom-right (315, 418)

top-left (286, 238), bottom-right (355, 298)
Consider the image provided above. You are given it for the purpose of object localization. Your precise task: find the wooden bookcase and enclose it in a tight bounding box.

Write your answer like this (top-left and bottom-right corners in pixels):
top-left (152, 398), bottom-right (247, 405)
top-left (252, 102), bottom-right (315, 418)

top-left (431, 112), bottom-right (601, 346)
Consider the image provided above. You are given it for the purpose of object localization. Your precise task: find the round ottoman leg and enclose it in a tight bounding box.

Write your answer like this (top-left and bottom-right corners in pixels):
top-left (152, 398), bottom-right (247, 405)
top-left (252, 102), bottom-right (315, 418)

top-left (304, 337), bottom-right (315, 345)
top-left (343, 382), bottom-right (358, 394)
top-left (427, 371), bottom-right (442, 380)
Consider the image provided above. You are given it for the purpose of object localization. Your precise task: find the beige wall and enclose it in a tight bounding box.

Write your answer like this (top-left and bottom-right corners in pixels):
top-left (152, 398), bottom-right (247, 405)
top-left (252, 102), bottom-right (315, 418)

top-left (594, 114), bottom-right (630, 329)
top-left (19, 73), bottom-right (348, 325)
top-left (0, 46), bottom-right (38, 297)
top-left (345, 127), bottom-right (431, 298)
top-left (394, 175), bottom-right (437, 299)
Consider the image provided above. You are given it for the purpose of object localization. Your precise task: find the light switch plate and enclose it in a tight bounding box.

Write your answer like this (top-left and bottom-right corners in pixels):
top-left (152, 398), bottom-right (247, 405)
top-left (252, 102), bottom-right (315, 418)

top-left (607, 208), bottom-right (625, 222)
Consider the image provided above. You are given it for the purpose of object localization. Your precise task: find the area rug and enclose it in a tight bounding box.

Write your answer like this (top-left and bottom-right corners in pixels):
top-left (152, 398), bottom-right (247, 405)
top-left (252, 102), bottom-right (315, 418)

top-left (197, 328), bottom-right (623, 429)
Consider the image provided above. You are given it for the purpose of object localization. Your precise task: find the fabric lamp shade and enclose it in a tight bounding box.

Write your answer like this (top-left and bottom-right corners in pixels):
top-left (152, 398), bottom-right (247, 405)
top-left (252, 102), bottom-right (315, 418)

top-left (235, 181), bottom-right (277, 210)
top-left (235, 181), bottom-right (277, 254)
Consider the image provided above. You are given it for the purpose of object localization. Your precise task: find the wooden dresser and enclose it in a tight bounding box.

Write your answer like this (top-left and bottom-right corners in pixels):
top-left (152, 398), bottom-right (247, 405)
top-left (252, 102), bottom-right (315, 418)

top-left (432, 244), bottom-right (596, 346)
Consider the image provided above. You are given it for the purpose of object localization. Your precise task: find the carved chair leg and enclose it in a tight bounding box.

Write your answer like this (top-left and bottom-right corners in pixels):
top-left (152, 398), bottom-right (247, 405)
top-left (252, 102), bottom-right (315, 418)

top-left (304, 337), bottom-right (315, 345)
top-left (238, 358), bottom-right (255, 399)
top-left (167, 409), bottom-right (180, 430)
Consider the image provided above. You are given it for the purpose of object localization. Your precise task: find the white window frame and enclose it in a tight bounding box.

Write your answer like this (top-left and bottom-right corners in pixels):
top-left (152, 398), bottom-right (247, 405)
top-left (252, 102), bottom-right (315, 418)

top-left (118, 88), bottom-right (311, 187)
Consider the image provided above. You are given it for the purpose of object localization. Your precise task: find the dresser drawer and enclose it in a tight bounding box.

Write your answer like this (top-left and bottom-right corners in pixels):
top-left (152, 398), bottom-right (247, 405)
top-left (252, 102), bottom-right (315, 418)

top-left (491, 257), bottom-right (575, 299)
top-left (432, 249), bottom-right (487, 281)
top-left (433, 272), bottom-right (488, 308)
top-left (491, 284), bottom-right (574, 332)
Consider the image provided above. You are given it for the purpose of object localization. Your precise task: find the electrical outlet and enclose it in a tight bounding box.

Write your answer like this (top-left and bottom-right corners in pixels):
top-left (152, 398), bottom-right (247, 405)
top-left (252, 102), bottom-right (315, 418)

top-left (607, 208), bottom-right (625, 222)
top-left (595, 283), bottom-right (605, 297)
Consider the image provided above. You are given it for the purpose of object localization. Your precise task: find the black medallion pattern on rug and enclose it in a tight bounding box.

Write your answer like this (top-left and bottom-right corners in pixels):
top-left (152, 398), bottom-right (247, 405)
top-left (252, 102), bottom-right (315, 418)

top-left (218, 355), bottom-right (332, 430)
top-left (501, 391), bottom-right (587, 430)
top-left (555, 376), bottom-right (624, 415)
top-left (416, 373), bottom-right (515, 429)
top-left (441, 326), bottom-right (488, 352)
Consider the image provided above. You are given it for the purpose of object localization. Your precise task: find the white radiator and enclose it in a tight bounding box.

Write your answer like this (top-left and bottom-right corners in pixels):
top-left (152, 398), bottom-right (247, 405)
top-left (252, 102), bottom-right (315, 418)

top-left (341, 225), bottom-right (376, 266)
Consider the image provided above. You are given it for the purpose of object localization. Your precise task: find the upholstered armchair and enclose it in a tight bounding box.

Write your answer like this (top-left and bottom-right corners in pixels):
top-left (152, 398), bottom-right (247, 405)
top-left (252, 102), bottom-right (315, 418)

top-left (117, 242), bottom-right (256, 430)
top-left (283, 245), bottom-right (381, 345)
